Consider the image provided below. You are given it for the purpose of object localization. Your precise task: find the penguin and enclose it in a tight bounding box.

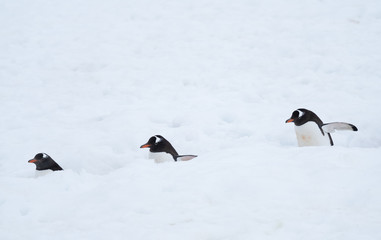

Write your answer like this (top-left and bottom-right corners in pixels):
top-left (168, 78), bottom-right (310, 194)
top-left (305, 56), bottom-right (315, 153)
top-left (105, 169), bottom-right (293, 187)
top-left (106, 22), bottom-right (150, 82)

top-left (140, 135), bottom-right (197, 163)
top-left (28, 153), bottom-right (63, 171)
top-left (285, 108), bottom-right (358, 147)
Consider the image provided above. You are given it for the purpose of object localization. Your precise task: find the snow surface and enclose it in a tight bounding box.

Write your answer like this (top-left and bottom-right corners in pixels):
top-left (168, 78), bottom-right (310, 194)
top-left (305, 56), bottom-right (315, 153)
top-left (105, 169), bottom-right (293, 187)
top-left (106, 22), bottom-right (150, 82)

top-left (1, 0), bottom-right (381, 239)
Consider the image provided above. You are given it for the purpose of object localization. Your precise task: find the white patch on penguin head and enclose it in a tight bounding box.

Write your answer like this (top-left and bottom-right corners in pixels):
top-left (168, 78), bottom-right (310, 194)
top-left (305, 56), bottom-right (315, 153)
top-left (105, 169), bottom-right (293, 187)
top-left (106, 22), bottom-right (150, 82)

top-left (42, 153), bottom-right (48, 158)
top-left (154, 135), bottom-right (163, 144)
top-left (296, 109), bottom-right (305, 118)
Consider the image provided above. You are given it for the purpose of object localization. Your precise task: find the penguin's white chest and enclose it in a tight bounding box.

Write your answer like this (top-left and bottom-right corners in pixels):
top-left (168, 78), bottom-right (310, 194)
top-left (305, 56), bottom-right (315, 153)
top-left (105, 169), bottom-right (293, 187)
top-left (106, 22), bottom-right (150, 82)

top-left (34, 169), bottom-right (53, 177)
top-left (149, 152), bottom-right (174, 163)
top-left (294, 122), bottom-right (331, 147)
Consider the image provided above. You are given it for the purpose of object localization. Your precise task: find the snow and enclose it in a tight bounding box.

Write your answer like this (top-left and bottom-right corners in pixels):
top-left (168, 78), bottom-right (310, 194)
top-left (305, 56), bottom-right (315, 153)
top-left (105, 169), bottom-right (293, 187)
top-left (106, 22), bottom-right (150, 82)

top-left (1, 0), bottom-right (381, 239)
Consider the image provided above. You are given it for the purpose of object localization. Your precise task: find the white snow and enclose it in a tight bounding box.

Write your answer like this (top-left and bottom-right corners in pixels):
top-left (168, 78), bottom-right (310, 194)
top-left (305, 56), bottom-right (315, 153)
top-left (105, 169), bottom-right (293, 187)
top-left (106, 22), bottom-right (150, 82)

top-left (1, 0), bottom-right (381, 239)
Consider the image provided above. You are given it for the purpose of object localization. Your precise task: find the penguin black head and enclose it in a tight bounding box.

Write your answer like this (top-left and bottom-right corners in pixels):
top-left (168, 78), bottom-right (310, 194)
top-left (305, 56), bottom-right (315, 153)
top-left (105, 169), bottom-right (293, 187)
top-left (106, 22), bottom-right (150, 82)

top-left (140, 135), bottom-right (179, 156)
top-left (285, 108), bottom-right (324, 126)
top-left (28, 153), bottom-right (63, 171)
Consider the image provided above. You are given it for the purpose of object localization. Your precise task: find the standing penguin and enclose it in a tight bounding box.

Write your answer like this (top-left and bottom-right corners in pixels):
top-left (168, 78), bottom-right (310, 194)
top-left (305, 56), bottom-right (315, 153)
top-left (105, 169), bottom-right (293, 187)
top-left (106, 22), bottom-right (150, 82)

top-left (285, 108), bottom-right (358, 147)
top-left (140, 135), bottom-right (197, 163)
top-left (28, 153), bottom-right (63, 171)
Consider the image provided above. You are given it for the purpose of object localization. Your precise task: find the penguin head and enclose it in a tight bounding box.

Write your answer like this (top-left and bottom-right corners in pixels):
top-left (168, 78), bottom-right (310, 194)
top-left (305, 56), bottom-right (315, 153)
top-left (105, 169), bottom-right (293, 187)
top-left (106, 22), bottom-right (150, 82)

top-left (140, 135), bottom-right (179, 157)
top-left (285, 108), bottom-right (323, 126)
top-left (28, 153), bottom-right (63, 171)
top-left (140, 135), bottom-right (168, 152)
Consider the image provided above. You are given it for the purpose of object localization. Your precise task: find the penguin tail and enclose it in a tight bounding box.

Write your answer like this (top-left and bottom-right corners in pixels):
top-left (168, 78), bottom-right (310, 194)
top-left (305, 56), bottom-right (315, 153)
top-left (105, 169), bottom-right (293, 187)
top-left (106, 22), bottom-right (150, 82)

top-left (321, 122), bottom-right (358, 133)
top-left (175, 155), bottom-right (198, 161)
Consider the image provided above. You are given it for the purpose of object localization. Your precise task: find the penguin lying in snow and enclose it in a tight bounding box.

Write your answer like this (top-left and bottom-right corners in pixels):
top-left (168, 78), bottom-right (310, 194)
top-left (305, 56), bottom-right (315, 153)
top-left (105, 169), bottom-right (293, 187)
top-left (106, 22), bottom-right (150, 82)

top-left (28, 153), bottom-right (63, 171)
top-left (285, 108), bottom-right (358, 147)
top-left (140, 135), bottom-right (197, 163)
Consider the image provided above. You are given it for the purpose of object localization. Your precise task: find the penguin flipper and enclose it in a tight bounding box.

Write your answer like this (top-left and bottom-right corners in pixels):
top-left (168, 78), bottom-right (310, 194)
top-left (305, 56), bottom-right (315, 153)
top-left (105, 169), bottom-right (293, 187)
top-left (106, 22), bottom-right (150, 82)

top-left (175, 155), bottom-right (198, 161)
top-left (321, 122), bottom-right (358, 133)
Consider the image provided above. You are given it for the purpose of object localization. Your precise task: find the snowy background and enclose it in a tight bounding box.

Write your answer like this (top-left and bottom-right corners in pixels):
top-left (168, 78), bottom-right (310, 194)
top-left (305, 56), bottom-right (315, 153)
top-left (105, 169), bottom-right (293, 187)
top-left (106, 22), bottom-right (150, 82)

top-left (1, 0), bottom-right (381, 239)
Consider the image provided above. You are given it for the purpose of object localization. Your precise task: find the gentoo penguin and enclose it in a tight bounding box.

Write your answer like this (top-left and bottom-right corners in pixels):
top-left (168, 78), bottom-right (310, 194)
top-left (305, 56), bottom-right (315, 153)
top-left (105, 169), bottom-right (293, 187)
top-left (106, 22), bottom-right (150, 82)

top-left (285, 108), bottom-right (358, 147)
top-left (28, 153), bottom-right (63, 171)
top-left (140, 135), bottom-right (197, 163)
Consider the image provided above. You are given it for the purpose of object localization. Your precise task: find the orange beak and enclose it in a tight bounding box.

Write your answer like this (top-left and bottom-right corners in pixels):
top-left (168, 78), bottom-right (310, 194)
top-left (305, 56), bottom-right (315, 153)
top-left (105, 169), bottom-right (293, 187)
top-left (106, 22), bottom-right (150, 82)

top-left (286, 118), bottom-right (294, 123)
top-left (140, 144), bottom-right (151, 148)
top-left (28, 159), bottom-right (37, 163)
